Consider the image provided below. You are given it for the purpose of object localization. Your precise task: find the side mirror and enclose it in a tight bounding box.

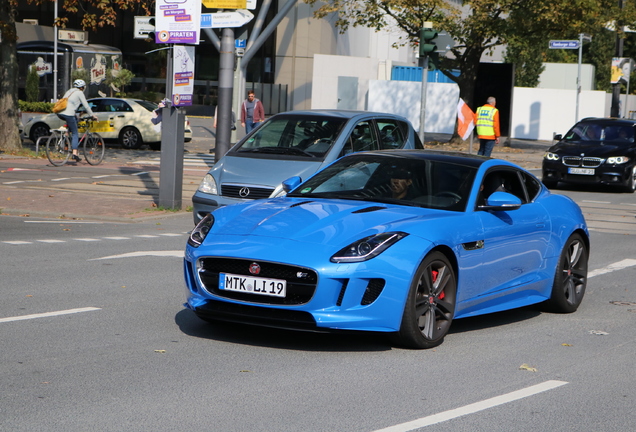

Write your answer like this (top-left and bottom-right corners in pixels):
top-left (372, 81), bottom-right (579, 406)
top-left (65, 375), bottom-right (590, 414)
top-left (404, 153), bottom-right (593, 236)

top-left (282, 176), bottom-right (302, 193)
top-left (478, 191), bottom-right (522, 211)
top-left (553, 134), bottom-right (563, 141)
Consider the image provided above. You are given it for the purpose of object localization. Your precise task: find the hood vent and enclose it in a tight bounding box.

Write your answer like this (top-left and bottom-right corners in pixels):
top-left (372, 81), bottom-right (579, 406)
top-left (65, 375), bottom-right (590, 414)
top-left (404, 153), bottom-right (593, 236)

top-left (290, 200), bottom-right (314, 208)
top-left (352, 206), bottom-right (387, 214)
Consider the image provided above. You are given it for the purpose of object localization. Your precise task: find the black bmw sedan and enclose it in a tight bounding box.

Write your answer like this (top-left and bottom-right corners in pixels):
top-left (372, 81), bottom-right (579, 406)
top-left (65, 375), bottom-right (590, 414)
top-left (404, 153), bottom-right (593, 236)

top-left (542, 117), bottom-right (636, 192)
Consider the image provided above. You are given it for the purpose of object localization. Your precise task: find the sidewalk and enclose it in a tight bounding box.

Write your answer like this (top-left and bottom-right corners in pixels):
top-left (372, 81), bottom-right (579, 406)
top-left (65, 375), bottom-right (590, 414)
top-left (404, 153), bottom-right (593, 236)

top-left (1, 131), bottom-right (551, 223)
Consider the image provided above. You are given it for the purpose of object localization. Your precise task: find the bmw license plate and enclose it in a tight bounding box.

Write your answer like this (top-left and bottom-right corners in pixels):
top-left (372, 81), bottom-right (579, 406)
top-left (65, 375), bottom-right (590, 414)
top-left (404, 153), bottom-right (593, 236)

top-left (568, 167), bottom-right (595, 175)
top-left (219, 272), bottom-right (287, 298)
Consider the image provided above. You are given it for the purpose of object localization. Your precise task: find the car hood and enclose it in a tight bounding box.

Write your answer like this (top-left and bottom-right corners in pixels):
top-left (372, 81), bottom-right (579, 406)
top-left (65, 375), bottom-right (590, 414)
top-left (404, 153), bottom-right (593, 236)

top-left (215, 155), bottom-right (323, 187)
top-left (208, 198), bottom-right (455, 247)
top-left (550, 140), bottom-right (634, 157)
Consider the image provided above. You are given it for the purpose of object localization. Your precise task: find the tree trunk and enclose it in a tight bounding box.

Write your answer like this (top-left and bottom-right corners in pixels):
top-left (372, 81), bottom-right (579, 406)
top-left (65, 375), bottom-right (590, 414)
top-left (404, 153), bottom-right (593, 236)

top-left (0, 0), bottom-right (22, 152)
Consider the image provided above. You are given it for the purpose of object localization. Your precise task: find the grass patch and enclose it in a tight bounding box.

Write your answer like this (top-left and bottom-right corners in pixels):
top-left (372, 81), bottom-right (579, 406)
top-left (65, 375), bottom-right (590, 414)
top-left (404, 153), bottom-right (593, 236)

top-left (0, 147), bottom-right (48, 159)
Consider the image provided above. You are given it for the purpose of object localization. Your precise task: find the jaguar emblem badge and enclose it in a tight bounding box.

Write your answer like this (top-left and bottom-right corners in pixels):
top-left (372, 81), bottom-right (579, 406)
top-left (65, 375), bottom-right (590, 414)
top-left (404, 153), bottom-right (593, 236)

top-left (249, 262), bottom-right (261, 275)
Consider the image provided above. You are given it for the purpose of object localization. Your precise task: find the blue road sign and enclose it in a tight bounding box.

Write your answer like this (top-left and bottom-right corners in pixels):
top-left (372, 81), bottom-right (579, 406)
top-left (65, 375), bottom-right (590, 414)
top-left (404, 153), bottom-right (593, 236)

top-left (549, 40), bottom-right (580, 49)
top-left (201, 14), bottom-right (212, 29)
top-left (235, 39), bottom-right (247, 49)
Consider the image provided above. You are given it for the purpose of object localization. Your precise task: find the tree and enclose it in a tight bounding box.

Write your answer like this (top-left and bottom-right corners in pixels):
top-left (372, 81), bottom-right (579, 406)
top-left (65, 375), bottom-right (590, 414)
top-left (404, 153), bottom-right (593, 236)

top-left (26, 66), bottom-right (40, 102)
top-left (307, 0), bottom-right (619, 139)
top-left (0, 0), bottom-right (153, 151)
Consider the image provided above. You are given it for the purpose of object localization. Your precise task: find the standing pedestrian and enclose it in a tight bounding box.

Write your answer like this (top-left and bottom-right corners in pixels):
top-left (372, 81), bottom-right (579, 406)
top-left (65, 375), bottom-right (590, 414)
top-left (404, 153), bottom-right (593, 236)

top-left (474, 96), bottom-right (500, 157)
top-left (240, 90), bottom-right (265, 134)
top-left (56, 79), bottom-right (97, 163)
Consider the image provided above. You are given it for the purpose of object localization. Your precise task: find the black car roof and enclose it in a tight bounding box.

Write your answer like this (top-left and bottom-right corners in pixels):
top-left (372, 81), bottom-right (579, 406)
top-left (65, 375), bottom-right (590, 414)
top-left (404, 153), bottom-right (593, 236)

top-left (577, 117), bottom-right (636, 126)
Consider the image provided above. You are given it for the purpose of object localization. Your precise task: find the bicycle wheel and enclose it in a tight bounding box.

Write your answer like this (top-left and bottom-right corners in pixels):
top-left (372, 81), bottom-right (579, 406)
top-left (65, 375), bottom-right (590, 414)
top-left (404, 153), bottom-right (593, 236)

top-left (45, 133), bottom-right (71, 166)
top-left (83, 132), bottom-right (105, 165)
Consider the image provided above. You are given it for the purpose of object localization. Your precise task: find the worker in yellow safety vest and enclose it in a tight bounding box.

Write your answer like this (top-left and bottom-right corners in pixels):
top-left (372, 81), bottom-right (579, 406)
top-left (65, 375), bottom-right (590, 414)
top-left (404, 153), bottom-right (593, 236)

top-left (474, 96), bottom-right (500, 157)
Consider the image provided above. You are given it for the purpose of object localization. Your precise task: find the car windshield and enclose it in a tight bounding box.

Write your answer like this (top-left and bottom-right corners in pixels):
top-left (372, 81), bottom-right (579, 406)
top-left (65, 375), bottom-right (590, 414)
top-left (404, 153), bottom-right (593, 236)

top-left (236, 115), bottom-right (347, 158)
top-left (135, 100), bottom-right (158, 112)
top-left (287, 154), bottom-right (477, 211)
top-left (563, 122), bottom-right (635, 145)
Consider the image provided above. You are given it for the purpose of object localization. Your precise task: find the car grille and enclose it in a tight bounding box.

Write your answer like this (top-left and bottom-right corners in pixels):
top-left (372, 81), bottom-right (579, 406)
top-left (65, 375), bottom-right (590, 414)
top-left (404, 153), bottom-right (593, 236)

top-left (221, 184), bottom-right (274, 199)
top-left (562, 156), bottom-right (604, 168)
top-left (197, 257), bottom-right (318, 305)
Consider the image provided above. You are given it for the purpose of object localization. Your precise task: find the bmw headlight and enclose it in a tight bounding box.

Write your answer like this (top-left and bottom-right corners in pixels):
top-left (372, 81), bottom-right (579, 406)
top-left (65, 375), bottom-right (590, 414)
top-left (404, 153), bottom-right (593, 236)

top-left (607, 156), bottom-right (630, 164)
top-left (331, 232), bottom-right (408, 263)
top-left (197, 173), bottom-right (218, 195)
top-left (188, 213), bottom-right (214, 247)
top-left (544, 152), bottom-right (560, 161)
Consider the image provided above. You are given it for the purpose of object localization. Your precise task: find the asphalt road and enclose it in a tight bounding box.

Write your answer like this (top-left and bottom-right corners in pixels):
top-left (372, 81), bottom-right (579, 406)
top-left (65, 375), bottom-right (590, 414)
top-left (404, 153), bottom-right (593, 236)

top-left (1, 193), bottom-right (636, 431)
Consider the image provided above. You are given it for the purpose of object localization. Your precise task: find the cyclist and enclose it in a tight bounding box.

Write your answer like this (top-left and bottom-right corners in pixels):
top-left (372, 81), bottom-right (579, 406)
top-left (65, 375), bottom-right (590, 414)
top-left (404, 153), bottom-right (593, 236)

top-left (56, 79), bottom-right (98, 163)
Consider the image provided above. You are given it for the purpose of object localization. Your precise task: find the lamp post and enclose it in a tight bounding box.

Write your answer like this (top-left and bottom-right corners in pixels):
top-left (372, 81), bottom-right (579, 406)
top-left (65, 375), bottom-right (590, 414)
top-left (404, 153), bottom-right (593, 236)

top-left (53, 0), bottom-right (58, 101)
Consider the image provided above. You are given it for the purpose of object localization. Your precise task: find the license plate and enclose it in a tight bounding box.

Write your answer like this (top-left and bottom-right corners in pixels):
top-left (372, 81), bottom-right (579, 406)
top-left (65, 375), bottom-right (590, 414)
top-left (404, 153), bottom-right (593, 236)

top-left (568, 167), bottom-right (595, 175)
top-left (219, 272), bottom-right (287, 298)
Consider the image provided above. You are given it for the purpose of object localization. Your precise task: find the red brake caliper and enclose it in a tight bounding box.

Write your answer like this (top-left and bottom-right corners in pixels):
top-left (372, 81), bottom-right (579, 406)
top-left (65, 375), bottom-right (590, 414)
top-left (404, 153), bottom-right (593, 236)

top-left (431, 269), bottom-right (445, 300)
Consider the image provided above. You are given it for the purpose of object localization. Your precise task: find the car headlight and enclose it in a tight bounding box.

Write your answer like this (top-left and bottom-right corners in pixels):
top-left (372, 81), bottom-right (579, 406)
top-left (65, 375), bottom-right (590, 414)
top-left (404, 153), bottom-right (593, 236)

top-left (544, 152), bottom-right (560, 161)
top-left (331, 232), bottom-right (408, 263)
top-left (607, 156), bottom-right (630, 164)
top-left (197, 173), bottom-right (218, 195)
top-left (188, 213), bottom-right (214, 247)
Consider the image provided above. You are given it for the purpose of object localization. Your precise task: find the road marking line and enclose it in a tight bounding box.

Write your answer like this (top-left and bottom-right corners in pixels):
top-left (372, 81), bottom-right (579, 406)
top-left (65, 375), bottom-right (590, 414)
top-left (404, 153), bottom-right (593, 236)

top-left (2, 181), bottom-right (25, 184)
top-left (24, 221), bottom-right (103, 224)
top-left (588, 258), bottom-right (636, 279)
top-left (159, 233), bottom-right (184, 237)
top-left (73, 238), bottom-right (101, 242)
top-left (51, 178), bottom-right (71, 181)
top-left (371, 380), bottom-right (568, 432)
top-left (103, 236), bottom-right (131, 240)
top-left (0, 307), bottom-right (101, 323)
top-left (2, 241), bottom-right (32, 245)
top-left (582, 200), bottom-right (611, 204)
top-left (131, 171), bottom-right (149, 176)
top-left (90, 250), bottom-right (184, 260)
top-left (134, 235), bottom-right (160, 238)
top-left (37, 239), bottom-right (66, 243)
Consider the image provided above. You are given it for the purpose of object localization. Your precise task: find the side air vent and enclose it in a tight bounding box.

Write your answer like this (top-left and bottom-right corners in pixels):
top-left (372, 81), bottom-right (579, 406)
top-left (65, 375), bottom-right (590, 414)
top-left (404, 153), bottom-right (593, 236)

top-left (361, 279), bottom-right (385, 305)
top-left (352, 206), bottom-right (387, 214)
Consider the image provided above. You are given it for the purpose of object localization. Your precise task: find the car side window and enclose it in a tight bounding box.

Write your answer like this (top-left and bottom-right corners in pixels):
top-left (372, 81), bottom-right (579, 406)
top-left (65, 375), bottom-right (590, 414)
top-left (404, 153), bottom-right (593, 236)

top-left (520, 171), bottom-right (542, 201)
top-left (89, 100), bottom-right (105, 112)
top-left (347, 121), bottom-right (379, 153)
top-left (478, 169), bottom-right (528, 206)
top-left (377, 119), bottom-right (406, 149)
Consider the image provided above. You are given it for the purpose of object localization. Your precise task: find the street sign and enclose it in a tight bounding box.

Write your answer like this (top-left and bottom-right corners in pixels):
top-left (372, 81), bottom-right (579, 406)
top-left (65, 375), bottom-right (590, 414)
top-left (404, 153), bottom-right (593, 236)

top-left (235, 39), bottom-right (246, 48)
top-left (134, 16), bottom-right (155, 39)
top-left (549, 40), bottom-right (580, 49)
top-left (435, 31), bottom-right (455, 54)
top-left (200, 10), bottom-right (254, 29)
top-left (202, 0), bottom-right (247, 8)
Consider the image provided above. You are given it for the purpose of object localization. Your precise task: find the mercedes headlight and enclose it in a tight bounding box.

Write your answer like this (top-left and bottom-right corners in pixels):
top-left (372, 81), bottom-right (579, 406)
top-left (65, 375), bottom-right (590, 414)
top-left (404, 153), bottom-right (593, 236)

top-left (197, 173), bottom-right (218, 195)
top-left (331, 232), bottom-right (408, 263)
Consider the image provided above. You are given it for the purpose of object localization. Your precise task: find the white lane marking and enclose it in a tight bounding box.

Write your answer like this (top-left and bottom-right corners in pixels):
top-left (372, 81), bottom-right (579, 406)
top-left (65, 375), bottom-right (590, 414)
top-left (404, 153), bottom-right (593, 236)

top-left (37, 239), bottom-right (66, 243)
top-left (159, 233), bottom-right (184, 237)
top-left (91, 175), bottom-right (113, 179)
top-left (90, 250), bottom-right (184, 260)
top-left (588, 259), bottom-right (636, 279)
top-left (24, 221), bottom-right (103, 224)
top-left (0, 307), bottom-right (101, 323)
top-left (131, 171), bottom-right (149, 176)
top-left (134, 235), bottom-right (160, 238)
top-left (103, 236), bottom-right (131, 240)
top-left (73, 238), bottom-right (101, 242)
top-left (51, 178), bottom-right (71, 181)
top-left (2, 181), bottom-right (25, 184)
top-left (582, 200), bottom-right (611, 204)
top-left (2, 241), bottom-right (32, 245)
top-left (372, 380), bottom-right (568, 432)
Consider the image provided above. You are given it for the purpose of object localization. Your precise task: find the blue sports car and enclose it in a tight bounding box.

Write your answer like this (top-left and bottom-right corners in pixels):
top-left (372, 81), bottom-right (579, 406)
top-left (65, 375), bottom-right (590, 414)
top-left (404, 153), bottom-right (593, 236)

top-left (183, 150), bottom-right (589, 348)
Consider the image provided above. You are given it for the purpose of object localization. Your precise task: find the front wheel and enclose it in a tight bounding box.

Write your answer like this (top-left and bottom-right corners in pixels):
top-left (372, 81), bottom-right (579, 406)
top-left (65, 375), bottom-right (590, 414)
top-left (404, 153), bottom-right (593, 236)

top-left (45, 133), bottom-right (71, 166)
top-left (393, 251), bottom-right (457, 349)
top-left (623, 165), bottom-right (636, 193)
top-left (543, 233), bottom-right (588, 313)
top-left (83, 133), bottom-right (105, 165)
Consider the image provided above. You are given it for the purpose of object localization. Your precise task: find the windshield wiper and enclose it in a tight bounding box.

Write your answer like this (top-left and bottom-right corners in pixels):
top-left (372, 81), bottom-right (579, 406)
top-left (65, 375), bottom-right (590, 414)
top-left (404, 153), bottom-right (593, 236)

top-left (238, 147), bottom-right (316, 157)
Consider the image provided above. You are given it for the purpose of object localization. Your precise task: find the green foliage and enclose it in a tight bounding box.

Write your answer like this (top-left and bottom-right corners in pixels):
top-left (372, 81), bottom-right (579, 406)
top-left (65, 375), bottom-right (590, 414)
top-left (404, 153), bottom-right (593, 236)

top-left (19, 100), bottom-right (54, 113)
top-left (71, 69), bottom-right (90, 84)
top-left (25, 66), bottom-right (40, 102)
top-left (105, 68), bottom-right (135, 96)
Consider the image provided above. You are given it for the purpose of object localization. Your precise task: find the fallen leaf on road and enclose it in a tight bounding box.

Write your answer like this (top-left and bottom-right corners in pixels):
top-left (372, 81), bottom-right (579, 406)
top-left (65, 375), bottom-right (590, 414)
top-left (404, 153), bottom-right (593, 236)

top-left (6, 197), bottom-right (10, 200)
top-left (519, 363), bottom-right (538, 372)
top-left (49, 195), bottom-right (55, 197)
top-left (561, 343), bottom-right (573, 347)
top-left (154, 350), bottom-right (166, 354)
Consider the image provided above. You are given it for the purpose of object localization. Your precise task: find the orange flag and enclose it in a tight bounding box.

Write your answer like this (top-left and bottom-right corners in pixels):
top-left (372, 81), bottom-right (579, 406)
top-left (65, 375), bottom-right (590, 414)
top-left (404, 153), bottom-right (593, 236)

top-left (457, 98), bottom-right (475, 140)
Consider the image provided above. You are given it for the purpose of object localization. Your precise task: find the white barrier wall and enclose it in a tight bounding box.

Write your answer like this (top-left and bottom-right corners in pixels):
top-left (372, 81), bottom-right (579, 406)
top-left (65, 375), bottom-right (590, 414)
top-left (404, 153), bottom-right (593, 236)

top-left (510, 87), bottom-right (607, 140)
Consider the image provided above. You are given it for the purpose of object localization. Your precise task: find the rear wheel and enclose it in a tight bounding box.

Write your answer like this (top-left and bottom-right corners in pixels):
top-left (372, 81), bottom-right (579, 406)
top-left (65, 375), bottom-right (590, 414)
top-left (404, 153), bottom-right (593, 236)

top-left (543, 233), bottom-right (588, 313)
top-left (83, 133), bottom-right (105, 165)
top-left (119, 126), bottom-right (142, 149)
top-left (623, 165), bottom-right (636, 193)
top-left (393, 251), bottom-right (457, 349)
top-left (29, 122), bottom-right (51, 143)
top-left (45, 133), bottom-right (71, 166)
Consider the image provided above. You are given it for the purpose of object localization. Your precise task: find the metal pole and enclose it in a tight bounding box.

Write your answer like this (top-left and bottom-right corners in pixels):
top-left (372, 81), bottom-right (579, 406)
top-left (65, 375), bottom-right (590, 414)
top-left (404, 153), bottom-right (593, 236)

top-left (418, 55), bottom-right (429, 143)
top-left (53, 0), bottom-right (58, 101)
top-left (215, 28), bottom-right (235, 158)
top-left (625, 61), bottom-right (631, 118)
top-left (576, 33), bottom-right (582, 122)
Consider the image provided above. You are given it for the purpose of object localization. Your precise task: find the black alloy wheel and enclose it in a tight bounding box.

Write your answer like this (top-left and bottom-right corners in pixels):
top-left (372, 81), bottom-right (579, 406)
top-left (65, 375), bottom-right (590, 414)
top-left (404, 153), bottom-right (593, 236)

top-left (394, 251), bottom-right (457, 349)
top-left (544, 233), bottom-right (588, 313)
top-left (119, 126), bottom-right (142, 149)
